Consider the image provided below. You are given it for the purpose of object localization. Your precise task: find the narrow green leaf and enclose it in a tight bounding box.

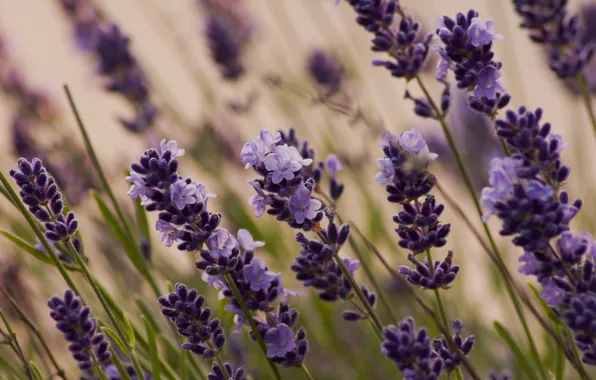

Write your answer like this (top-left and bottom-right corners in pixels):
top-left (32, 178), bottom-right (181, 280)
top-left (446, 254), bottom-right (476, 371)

top-left (0, 230), bottom-right (80, 271)
top-left (135, 300), bottom-right (161, 335)
top-left (528, 283), bottom-right (562, 325)
top-left (0, 184), bottom-right (17, 208)
top-left (100, 327), bottom-right (127, 354)
top-left (554, 328), bottom-right (565, 380)
top-left (92, 193), bottom-right (146, 277)
top-left (135, 200), bottom-right (151, 251)
top-left (0, 310), bottom-right (13, 336)
top-left (28, 362), bottom-right (44, 380)
top-left (123, 314), bottom-right (135, 348)
top-left (494, 321), bottom-right (538, 380)
top-left (142, 316), bottom-right (161, 380)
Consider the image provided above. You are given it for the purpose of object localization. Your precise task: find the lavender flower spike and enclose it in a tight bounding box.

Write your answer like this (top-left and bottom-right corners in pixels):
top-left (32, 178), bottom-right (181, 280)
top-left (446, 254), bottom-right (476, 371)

top-left (48, 290), bottom-right (111, 369)
top-left (265, 324), bottom-right (297, 358)
top-left (288, 184), bottom-right (322, 224)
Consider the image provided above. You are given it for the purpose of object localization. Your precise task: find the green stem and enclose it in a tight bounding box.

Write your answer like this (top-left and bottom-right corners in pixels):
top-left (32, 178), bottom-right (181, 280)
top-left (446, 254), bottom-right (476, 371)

top-left (0, 286), bottom-right (68, 380)
top-left (62, 85), bottom-right (161, 298)
top-left (300, 364), bottom-right (316, 380)
top-left (0, 310), bottom-right (33, 380)
top-left (331, 249), bottom-right (384, 339)
top-left (223, 273), bottom-right (282, 380)
top-left (415, 76), bottom-right (548, 380)
top-left (62, 239), bottom-right (146, 380)
top-left (181, 351), bottom-right (188, 380)
top-left (577, 74), bottom-right (596, 141)
top-left (110, 353), bottom-right (133, 380)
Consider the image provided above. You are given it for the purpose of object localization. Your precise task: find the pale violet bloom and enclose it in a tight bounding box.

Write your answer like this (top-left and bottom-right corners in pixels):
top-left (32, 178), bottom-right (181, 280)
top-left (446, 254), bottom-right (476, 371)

top-left (432, 46), bottom-right (451, 81)
top-left (274, 273), bottom-right (300, 302)
top-left (125, 172), bottom-right (146, 199)
top-left (207, 229), bottom-right (238, 259)
top-left (201, 272), bottom-right (227, 299)
top-left (325, 154), bottom-right (344, 178)
top-left (160, 139), bottom-right (185, 158)
top-left (225, 303), bottom-right (249, 333)
top-left (526, 180), bottom-right (553, 201)
top-left (264, 323), bottom-right (296, 358)
top-left (374, 158), bottom-right (395, 186)
top-left (380, 130), bottom-right (399, 148)
top-left (549, 134), bottom-right (569, 153)
top-left (237, 229), bottom-right (265, 251)
top-left (541, 279), bottom-right (565, 306)
top-left (194, 182), bottom-right (216, 204)
top-left (399, 129), bottom-right (427, 153)
top-left (170, 180), bottom-right (198, 210)
top-left (259, 129), bottom-right (280, 150)
top-left (288, 184), bottom-right (322, 224)
top-left (156, 219), bottom-right (178, 247)
top-left (474, 66), bottom-right (506, 100)
top-left (248, 181), bottom-right (267, 217)
top-left (518, 251), bottom-right (540, 276)
top-left (343, 257), bottom-right (360, 273)
top-left (241, 139), bottom-right (270, 168)
top-left (467, 17), bottom-right (503, 47)
top-left (264, 145), bottom-right (312, 184)
top-left (480, 157), bottom-right (523, 221)
top-left (242, 258), bottom-right (278, 291)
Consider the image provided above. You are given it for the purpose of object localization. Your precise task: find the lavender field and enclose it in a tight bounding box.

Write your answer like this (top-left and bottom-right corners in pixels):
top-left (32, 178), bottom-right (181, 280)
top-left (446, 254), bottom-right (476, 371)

top-left (0, 0), bottom-right (595, 379)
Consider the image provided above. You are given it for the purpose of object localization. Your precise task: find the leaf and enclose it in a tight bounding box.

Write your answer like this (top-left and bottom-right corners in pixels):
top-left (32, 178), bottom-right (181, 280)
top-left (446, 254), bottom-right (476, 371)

top-left (554, 328), bottom-right (565, 380)
top-left (528, 283), bottom-right (562, 325)
top-left (28, 362), bottom-right (44, 380)
top-left (92, 193), bottom-right (147, 278)
top-left (0, 230), bottom-right (80, 271)
top-left (135, 300), bottom-right (161, 335)
top-left (494, 321), bottom-right (538, 380)
top-left (123, 314), bottom-right (135, 348)
top-left (142, 316), bottom-right (161, 380)
top-left (135, 199), bottom-right (151, 252)
top-left (100, 326), bottom-right (127, 354)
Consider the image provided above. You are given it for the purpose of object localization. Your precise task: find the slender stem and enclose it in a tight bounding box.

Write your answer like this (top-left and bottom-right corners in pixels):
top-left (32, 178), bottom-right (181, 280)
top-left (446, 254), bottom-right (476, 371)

top-left (577, 74), bottom-right (596, 141)
top-left (332, 249), bottom-right (384, 339)
top-left (223, 273), bottom-right (282, 380)
top-left (0, 309), bottom-right (33, 380)
top-left (62, 85), bottom-right (161, 298)
top-left (300, 364), bottom-right (316, 380)
top-left (211, 349), bottom-right (227, 376)
top-left (63, 240), bottom-right (147, 380)
top-left (181, 351), bottom-right (188, 380)
top-left (415, 76), bottom-right (549, 380)
top-left (110, 353), bottom-right (133, 380)
top-left (0, 286), bottom-right (67, 380)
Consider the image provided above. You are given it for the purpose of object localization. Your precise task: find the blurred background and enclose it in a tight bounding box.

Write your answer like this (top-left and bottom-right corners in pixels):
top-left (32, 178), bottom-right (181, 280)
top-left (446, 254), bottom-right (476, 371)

top-left (0, 0), bottom-right (595, 379)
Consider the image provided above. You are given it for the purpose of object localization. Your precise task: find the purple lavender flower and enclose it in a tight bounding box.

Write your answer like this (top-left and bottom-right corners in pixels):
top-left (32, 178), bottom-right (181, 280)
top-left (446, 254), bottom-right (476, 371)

top-left (432, 320), bottom-right (475, 372)
top-left (264, 145), bottom-right (312, 184)
top-left (156, 219), bottom-right (178, 247)
top-left (10, 158), bottom-right (79, 242)
top-left (248, 181), bottom-right (267, 217)
top-left (288, 184), bottom-right (322, 224)
top-left (207, 229), bottom-right (238, 259)
top-left (264, 323), bottom-right (297, 358)
top-left (99, 364), bottom-right (151, 380)
top-left (306, 49), bottom-right (345, 95)
top-left (467, 17), bottom-right (503, 47)
top-left (207, 362), bottom-right (246, 380)
top-left (170, 180), bottom-right (198, 210)
top-left (125, 172), bottom-right (146, 199)
top-left (160, 139), bottom-right (185, 158)
top-left (242, 258), bottom-right (277, 291)
top-left (374, 158), bottom-right (395, 186)
top-left (159, 283), bottom-right (226, 358)
top-left (325, 154), bottom-right (343, 178)
top-left (205, 15), bottom-right (245, 81)
top-left (435, 10), bottom-right (510, 116)
top-left (48, 290), bottom-right (111, 369)
top-left (399, 252), bottom-right (459, 290)
top-left (343, 257), bottom-right (360, 273)
top-left (237, 229), bottom-right (264, 251)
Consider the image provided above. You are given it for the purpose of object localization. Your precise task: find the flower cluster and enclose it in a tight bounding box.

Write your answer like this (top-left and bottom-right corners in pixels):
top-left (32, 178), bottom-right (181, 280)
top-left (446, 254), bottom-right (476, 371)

top-left (242, 128), bottom-right (344, 231)
top-left (434, 10), bottom-right (511, 116)
top-left (10, 158), bottom-right (79, 243)
top-left (205, 15), bottom-right (245, 81)
top-left (375, 129), bottom-right (451, 257)
top-left (513, 0), bottom-right (594, 79)
top-left (48, 290), bottom-right (111, 370)
top-left (196, 228), bottom-right (310, 367)
top-left (381, 317), bottom-right (474, 379)
top-left (306, 49), bottom-right (346, 96)
top-left (82, 364), bottom-right (151, 380)
top-left (128, 140), bottom-right (309, 369)
top-left (480, 106), bottom-right (596, 363)
top-left (343, 1), bottom-right (447, 117)
top-left (127, 140), bottom-right (219, 252)
top-left (57, 0), bottom-right (158, 133)
top-left (159, 283), bottom-right (226, 358)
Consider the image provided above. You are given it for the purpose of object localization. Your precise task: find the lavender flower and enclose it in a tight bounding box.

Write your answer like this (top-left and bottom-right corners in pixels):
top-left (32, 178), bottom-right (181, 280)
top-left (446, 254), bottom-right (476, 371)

top-left (513, 0), bottom-right (594, 79)
top-left (10, 158), bottom-right (79, 242)
top-left (432, 320), bottom-right (475, 372)
top-left (288, 184), bottom-right (322, 224)
top-left (205, 14), bottom-right (245, 81)
top-left (381, 318), bottom-right (443, 379)
top-left (156, 219), bottom-right (178, 247)
top-left (325, 154), bottom-right (343, 178)
top-left (265, 324), bottom-right (296, 357)
top-left (242, 258), bottom-right (277, 291)
top-left (207, 362), bottom-right (246, 380)
top-left (170, 180), bottom-right (198, 210)
top-left (399, 252), bottom-right (459, 290)
top-left (237, 229), bottom-right (264, 251)
top-left (306, 49), bottom-right (345, 95)
top-left (434, 10), bottom-right (511, 116)
top-left (159, 283), bottom-right (226, 358)
top-left (48, 290), bottom-right (111, 369)
top-left (57, 0), bottom-right (158, 133)
top-left (83, 364), bottom-right (151, 380)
